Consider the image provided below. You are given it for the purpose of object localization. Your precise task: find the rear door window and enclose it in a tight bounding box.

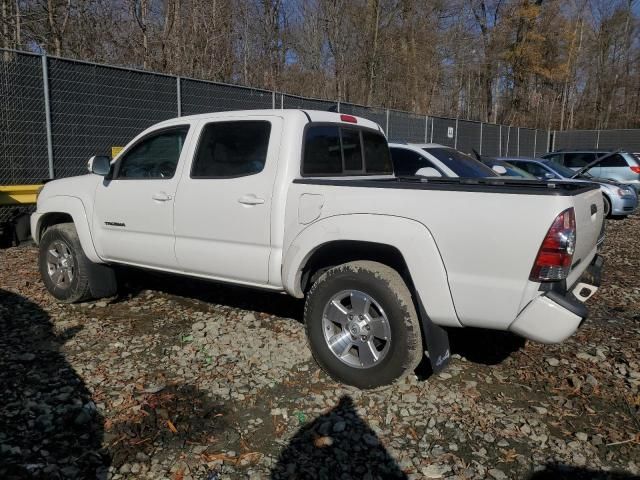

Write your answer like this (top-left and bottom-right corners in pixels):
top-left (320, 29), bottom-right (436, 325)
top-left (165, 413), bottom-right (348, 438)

top-left (564, 152), bottom-right (596, 168)
top-left (191, 121), bottom-right (271, 178)
top-left (543, 153), bottom-right (563, 164)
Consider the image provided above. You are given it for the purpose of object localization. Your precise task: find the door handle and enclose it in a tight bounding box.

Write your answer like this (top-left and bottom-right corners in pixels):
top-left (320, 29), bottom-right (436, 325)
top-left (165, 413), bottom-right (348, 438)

top-left (238, 194), bottom-right (265, 205)
top-left (152, 192), bottom-right (173, 202)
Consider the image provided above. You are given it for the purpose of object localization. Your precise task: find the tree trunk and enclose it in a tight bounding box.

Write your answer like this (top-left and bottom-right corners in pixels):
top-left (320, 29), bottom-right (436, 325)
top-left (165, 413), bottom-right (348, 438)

top-left (365, 0), bottom-right (380, 106)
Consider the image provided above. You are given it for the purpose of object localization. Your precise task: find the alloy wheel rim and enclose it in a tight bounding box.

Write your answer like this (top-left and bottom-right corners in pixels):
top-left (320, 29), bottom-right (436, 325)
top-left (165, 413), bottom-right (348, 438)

top-left (46, 240), bottom-right (75, 289)
top-left (322, 289), bottom-right (391, 369)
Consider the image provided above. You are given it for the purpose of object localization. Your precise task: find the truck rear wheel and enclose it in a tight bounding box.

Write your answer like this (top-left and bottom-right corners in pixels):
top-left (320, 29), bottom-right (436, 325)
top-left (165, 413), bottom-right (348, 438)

top-left (39, 223), bottom-right (93, 303)
top-left (304, 261), bottom-right (423, 389)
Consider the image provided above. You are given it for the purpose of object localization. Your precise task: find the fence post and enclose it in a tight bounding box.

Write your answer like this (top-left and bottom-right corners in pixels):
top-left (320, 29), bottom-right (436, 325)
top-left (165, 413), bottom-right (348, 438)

top-left (499, 125), bottom-right (502, 156)
top-left (551, 130), bottom-right (556, 151)
top-left (41, 54), bottom-right (55, 180)
top-left (280, 93), bottom-right (284, 109)
top-left (337, 100), bottom-right (340, 113)
top-left (533, 129), bottom-right (537, 156)
top-left (506, 127), bottom-right (510, 156)
top-left (454, 118), bottom-right (459, 149)
top-left (479, 122), bottom-right (483, 155)
top-left (272, 91), bottom-right (276, 109)
top-left (424, 116), bottom-right (429, 143)
top-left (385, 109), bottom-right (390, 134)
top-left (516, 127), bottom-right (520, 156)
top-left (596, 129), bottom-right (600, 149)
top-left (176, 76), bottom-right (182, 117)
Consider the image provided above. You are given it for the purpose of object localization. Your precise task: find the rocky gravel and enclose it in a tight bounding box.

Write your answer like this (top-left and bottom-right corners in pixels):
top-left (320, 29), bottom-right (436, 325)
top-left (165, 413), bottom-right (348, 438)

top-left (1, 215), bottom-right (640, 479)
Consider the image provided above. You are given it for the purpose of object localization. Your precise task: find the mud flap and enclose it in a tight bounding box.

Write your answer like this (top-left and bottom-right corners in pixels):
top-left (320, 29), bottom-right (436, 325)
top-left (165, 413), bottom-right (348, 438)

top-left (416, 294), bottom-right (451, 373)
top-left (87, 262), bottom-right (118, 299)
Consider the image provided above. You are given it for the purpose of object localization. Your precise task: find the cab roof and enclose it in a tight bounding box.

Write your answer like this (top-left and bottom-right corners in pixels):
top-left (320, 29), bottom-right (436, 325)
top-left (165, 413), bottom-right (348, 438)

top-left (151, 109), bottom-right (383, 132)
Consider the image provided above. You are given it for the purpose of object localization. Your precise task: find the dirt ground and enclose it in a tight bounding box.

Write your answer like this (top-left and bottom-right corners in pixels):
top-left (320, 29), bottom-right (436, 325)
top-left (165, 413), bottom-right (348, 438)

top-left (1, 215), bottom-right (639, 480)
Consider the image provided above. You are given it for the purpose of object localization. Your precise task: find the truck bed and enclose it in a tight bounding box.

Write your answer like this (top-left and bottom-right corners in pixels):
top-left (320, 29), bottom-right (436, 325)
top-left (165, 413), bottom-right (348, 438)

top-left (293, 176), bottom-right (600, 196)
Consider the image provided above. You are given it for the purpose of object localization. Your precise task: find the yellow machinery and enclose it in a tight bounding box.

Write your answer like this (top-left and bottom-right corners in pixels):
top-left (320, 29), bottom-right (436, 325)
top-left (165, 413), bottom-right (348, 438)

top-left (0, 184), bottom-right (43, 206)
top-left (0, 184), bottom-right (42, 247)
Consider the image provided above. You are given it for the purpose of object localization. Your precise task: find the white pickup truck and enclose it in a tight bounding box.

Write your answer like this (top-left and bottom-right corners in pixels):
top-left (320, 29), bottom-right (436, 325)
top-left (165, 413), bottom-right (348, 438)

top-left (32, 110), bottom-right (604, 388)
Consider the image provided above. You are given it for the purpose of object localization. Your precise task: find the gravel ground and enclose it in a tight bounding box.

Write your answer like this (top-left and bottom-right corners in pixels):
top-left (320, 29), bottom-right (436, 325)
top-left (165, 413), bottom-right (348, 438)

top-left (1, 216), bottom-right (640, 480)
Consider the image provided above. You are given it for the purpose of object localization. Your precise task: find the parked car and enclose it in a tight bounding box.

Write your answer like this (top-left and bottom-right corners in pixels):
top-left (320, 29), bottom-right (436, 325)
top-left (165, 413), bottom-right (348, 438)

top-left (32, 110), bottom-right (604, 389)
top-left (479, 158), bottom-right (537, 179)
top-left (541, 150), bottom-right (640, 192)
top-left (503, 157), bottom-right (638, 217)
top-left (389, 143), bottom-right (497, 178)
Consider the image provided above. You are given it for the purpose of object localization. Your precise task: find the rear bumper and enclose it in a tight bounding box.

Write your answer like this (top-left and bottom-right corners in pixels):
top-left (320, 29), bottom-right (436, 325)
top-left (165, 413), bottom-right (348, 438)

top-left (509, 255), bottom-right (603, 343)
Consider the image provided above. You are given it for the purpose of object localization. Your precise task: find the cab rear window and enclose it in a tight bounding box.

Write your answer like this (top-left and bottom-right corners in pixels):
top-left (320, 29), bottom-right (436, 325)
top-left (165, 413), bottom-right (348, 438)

top-left (302, 125), bottom-right (392, 176)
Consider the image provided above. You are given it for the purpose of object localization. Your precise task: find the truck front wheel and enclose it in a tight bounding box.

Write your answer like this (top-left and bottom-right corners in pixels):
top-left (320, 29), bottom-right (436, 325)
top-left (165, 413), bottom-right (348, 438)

top-left (304, 261), bottom-right (423, 389)
top-left (39, 223), bottom-right (94, 303)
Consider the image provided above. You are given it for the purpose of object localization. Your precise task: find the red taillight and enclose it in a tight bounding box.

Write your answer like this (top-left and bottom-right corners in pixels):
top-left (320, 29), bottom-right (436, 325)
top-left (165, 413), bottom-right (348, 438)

top-left (340, 114), bottom-right (357, 124)
top-left (630, 166), bottom-right (640, 174)
top-left (530, 208), bottom-right (576, 282)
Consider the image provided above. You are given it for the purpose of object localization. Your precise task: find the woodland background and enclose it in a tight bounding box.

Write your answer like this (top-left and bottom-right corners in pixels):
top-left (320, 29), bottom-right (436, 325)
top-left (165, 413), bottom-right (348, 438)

top-left (1, 0), bottom-right (639, 130)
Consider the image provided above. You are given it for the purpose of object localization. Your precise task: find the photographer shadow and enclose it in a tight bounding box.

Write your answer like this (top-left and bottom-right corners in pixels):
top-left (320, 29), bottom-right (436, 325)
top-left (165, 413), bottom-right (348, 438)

top-left (0, 289), bottom-right (109, 479)
top-left (271, 395), bottom-right (407, 479)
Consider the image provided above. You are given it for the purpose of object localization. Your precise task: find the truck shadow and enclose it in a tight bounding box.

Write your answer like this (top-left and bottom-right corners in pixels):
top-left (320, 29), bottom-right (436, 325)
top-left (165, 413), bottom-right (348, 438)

top-left (114, 267), bottom-right (306, 323)
top-left (0, 289), bottom-right (109, 479)
top-left (271, 395), bottom-right (407, 479)
top-left (115, 268), bottom-right (525, 369)
top-left (448, 328), bottom-right (526, 365)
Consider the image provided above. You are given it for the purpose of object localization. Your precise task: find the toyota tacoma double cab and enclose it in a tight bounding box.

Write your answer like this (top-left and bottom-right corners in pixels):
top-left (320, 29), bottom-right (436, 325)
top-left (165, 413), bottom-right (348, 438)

top-left (32, 110), bottom-right (604, 388)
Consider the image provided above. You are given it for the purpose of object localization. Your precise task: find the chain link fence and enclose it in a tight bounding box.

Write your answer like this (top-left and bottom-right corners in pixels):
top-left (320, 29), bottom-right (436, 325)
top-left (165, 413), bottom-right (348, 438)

top-left (1, 48), bottom-right (555, 187)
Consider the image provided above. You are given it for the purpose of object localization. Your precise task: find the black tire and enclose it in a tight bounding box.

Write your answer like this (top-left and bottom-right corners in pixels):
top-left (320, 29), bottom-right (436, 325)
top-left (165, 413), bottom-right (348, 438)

top-left (39, 223), bottom-right (93, 303)
top-left (603, 195), bottom-right (611, 218)
top-left (304, 261), bottom-right (423, 389)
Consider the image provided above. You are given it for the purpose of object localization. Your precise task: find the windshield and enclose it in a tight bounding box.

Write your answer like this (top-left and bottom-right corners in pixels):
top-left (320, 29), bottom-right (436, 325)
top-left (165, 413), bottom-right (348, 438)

top-left (424, 148), bottom-right (497, 177)
top-left (492, 161), bottom-right (535, 178)
top-left (544, 160), bottom-right (580, 178)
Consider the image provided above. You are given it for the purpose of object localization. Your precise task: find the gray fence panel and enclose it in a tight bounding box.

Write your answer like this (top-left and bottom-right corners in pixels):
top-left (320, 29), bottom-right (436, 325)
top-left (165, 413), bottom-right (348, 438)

top-left (553, 130), bottom-right (598, 150)
top-left (48, 58), bottom-right (177, 178)
top-left (519, 128), bottom-right (536, 157)
top-left (282, 94), bottom-right (336, 111)
top-left (456, 120), bottom-right (481, 155)
top-left (534, 130), bottom-right (548, 156)
top-left (431, 117), bottom-right (456, 147)
top-left (501, 126), bottom-right (518, 157)
top-left (0, 52), bottom-right (49, 184)
top-left (387, 111), bottom-right (424, 143)
top-left (339, 103), bottom-right (386, 131)
top-left (595, 130), bottom-right (640, 151)
top-left (181, 79), bottom-right (272, 115)
top-left (481, 123), bottom-right (500, 156)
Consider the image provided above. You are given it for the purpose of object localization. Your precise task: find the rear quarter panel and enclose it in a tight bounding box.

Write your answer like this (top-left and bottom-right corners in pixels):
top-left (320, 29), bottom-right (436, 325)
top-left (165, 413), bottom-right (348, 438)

top-left (283, 181), bottom-right (602, 330)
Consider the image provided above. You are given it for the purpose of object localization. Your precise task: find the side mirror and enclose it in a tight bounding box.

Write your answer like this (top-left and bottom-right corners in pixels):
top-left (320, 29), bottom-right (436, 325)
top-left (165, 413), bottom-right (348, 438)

top-left (87, 156), bottom-right (111, 176)
top-left (544, 172), bottom-right (555, 179)
top-left (415, 167), bottom-right (442, 178)
top-left (492, 165), bottom-right (508, 175)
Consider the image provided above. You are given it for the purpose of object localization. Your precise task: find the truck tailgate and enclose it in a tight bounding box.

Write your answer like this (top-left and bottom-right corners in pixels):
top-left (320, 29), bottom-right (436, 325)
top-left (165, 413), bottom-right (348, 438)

top-left (567, 186), bottom-right (604, 286)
